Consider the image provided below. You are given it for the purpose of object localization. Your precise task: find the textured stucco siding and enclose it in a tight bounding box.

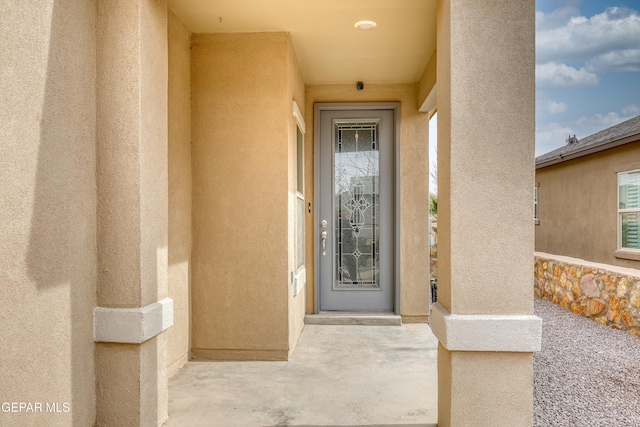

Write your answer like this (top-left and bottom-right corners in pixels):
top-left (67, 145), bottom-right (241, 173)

top-left (0, 1), bottom-right (97, 425)
top-left (167, 10), bottom-right (192, 377)
top-left (535, 141), bottom-right (640, 269)
top-left (191, 33), bottom-right (291, 360)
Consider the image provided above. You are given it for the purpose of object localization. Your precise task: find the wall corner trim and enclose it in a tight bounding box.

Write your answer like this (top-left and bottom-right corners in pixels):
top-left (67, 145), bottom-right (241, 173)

top-left (94, 298), bottom-right (174, 343)
top-left (419, 83), bottom-right (437, 115)
top-left (294, 266), bottom-right (307, 297)
top-left (293, 100), bottom-right (306, 134)
top-left (431, 303), bottom-right (542, 352)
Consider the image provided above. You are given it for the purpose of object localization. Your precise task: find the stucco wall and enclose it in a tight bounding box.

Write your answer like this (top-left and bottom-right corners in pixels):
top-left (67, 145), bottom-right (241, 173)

top-left (96, 0), bottom-right (168, 310)
top-left (0, 1), bottom-right (97, 425)
top-left (436, 0), bottom-right (536, 425)
top-left (304, 84), bottom-right (431, 321)
top-left (95, 0), bottom-right (170, 424)
top-left (191, 32), bottom-right (293, 360)
top-left (437, 0), bottom-right (535, 317)
top-left (418, 50), bottom-right (437, 109)
top-left (536, 142), bottom-right (640, 269)
top-left (167, 10), bottom-right (192, 377)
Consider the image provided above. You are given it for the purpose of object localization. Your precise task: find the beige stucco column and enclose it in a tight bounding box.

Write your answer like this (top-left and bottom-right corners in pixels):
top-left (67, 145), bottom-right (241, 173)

top-left (433, 0), bottom-right (541, 426)
top-left (95, 1), bottom-right (170, 426)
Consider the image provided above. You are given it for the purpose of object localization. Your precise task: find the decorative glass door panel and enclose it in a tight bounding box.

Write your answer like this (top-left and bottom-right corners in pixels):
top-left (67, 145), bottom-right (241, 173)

top-left (334, 121), bottom-right (380, 290)
top-left (318, 107), bottom-right (394, 312)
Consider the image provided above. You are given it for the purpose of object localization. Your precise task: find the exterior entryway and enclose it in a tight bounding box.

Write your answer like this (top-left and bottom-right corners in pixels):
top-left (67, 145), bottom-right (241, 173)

top-left (3, 0), bottom-right (540, 425)
top-left (317, 105), bottom-right (396, 312)
top-left (166, 324), bottom-right (438, 426)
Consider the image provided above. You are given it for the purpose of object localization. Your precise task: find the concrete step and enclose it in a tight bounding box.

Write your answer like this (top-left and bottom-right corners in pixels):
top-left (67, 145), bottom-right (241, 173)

top-left (304, 312), bottom-right (402, 326)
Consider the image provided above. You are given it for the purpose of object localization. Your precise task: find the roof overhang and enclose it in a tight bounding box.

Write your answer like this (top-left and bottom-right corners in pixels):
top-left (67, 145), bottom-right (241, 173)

top-left (535, 133), bottom-right (640, 169)
top-left (168, 0), bottom-right (437, 85)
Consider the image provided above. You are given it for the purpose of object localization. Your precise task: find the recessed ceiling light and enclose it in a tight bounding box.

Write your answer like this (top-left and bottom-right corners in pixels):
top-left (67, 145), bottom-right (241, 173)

top-left (354, 20), bottom-right (377, 30)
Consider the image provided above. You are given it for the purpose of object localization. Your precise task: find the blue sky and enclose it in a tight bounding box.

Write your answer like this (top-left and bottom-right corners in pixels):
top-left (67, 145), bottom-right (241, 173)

top-left (429, 0), bottom-right (640, 191)
top-left (535, 0), bottom-right (640, 155)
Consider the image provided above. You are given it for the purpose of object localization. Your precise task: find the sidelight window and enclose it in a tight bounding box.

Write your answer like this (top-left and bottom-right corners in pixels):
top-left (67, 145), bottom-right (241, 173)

top-left (293, 101), bottom-right (306, 296)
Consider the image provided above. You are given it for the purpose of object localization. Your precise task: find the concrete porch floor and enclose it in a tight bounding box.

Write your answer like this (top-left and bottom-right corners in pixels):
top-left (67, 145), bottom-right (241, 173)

top-left (164, 324), bottom-right (439, 426)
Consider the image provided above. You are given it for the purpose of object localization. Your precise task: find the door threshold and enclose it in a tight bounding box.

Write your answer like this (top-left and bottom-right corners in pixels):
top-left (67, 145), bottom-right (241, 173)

top-left (305, 312), bottom-right (402, 326)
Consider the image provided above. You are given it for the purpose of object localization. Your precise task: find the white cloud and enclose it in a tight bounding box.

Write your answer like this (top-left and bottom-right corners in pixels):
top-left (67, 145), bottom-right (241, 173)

top-left (572, 109), bottom-right (638, 139)
top-left (546, 100), bottom-right (568, 114)
top-left (537, 7), bottom-right (640, 66)
top-left (535, 5), bottom-right (640, 156)
top-left (536, 62), bottom-right (598, 89)
top-left (586, 49), bottom-right (640, 74)
top-left (536, 5), bottom-right (581, 31)
top-left (536, 106), bottom-right (640, 156)
top-left (575, 111), bottom-right (626, 129)
top-left (536, 122), bottom-right (576, 156)
top-left (622, 104), bottom-right (640, 116)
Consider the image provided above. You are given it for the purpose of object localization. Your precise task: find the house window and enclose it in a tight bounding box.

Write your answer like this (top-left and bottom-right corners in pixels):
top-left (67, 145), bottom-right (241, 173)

top-left (292, 100), bottom-right (307, 296)
top-left (534, 186), bottom-right (538, 221)
top-left (295, 124), bottom-right (305, 270)
top-left (618, 169), bottom-right (640, 250)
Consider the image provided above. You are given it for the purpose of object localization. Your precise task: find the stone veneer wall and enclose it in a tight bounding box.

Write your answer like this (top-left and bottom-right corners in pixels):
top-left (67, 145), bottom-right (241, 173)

top-left (534, 252), bottom-right (640, 338)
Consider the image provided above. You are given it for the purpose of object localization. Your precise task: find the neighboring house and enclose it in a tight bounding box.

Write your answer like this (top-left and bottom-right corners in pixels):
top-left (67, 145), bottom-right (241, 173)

top-left (535, 115), bottom-right (640, 336)
top-left (535, 114), bottom-right (640, 267)
top-left (1, 1), bottom-right (539, 426)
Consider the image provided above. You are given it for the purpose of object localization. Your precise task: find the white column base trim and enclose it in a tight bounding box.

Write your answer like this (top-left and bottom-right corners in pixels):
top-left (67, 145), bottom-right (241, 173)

top-left (294, 267), bottom-right (306, 297)
top-left (431, 302), bottom-right (542, 352)
top-left (94, 298), bottom-right (174, 343)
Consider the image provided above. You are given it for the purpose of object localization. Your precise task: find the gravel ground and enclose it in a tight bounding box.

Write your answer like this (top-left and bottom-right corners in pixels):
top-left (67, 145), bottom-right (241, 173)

top-left (534, 298), bottom-right (640, 427)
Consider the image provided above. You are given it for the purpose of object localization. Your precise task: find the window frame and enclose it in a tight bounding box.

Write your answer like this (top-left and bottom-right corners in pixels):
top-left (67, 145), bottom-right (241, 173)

top-left (617, 168), bottom-right (640, 253)
top-left (295, 125), bottom-right (305, 271)
top-left (534, 185), bottom-right (539, 224)
top-left (293, 100), bottom-right (307, 296)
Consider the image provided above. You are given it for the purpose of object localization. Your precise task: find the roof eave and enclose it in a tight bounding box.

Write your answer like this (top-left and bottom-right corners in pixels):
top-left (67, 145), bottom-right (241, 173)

top-left (536, 133), bottom-right (640, 170)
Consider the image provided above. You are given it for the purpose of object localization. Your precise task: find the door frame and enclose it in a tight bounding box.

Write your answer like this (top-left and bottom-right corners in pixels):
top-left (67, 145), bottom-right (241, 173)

top-left (313, 102), bottom-right (401, 314)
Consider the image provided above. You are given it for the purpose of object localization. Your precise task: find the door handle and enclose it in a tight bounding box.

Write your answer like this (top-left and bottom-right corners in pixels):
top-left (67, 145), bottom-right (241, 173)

top-left (321, 230), bottom-right (327, 256)
top-left (321, 219), bottom-right (328, 256)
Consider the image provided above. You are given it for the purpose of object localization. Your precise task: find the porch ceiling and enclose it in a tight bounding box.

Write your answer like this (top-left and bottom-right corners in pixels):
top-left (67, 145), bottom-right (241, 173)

top-left (168, 0), bottom-right (437, 85)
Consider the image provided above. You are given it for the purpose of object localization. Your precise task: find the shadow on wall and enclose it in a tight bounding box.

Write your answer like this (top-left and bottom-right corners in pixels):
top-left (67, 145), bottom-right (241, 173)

top-left (25, 0), bottom-right (97, 425)
top-left (167, 10), bottom-right (192, 375)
